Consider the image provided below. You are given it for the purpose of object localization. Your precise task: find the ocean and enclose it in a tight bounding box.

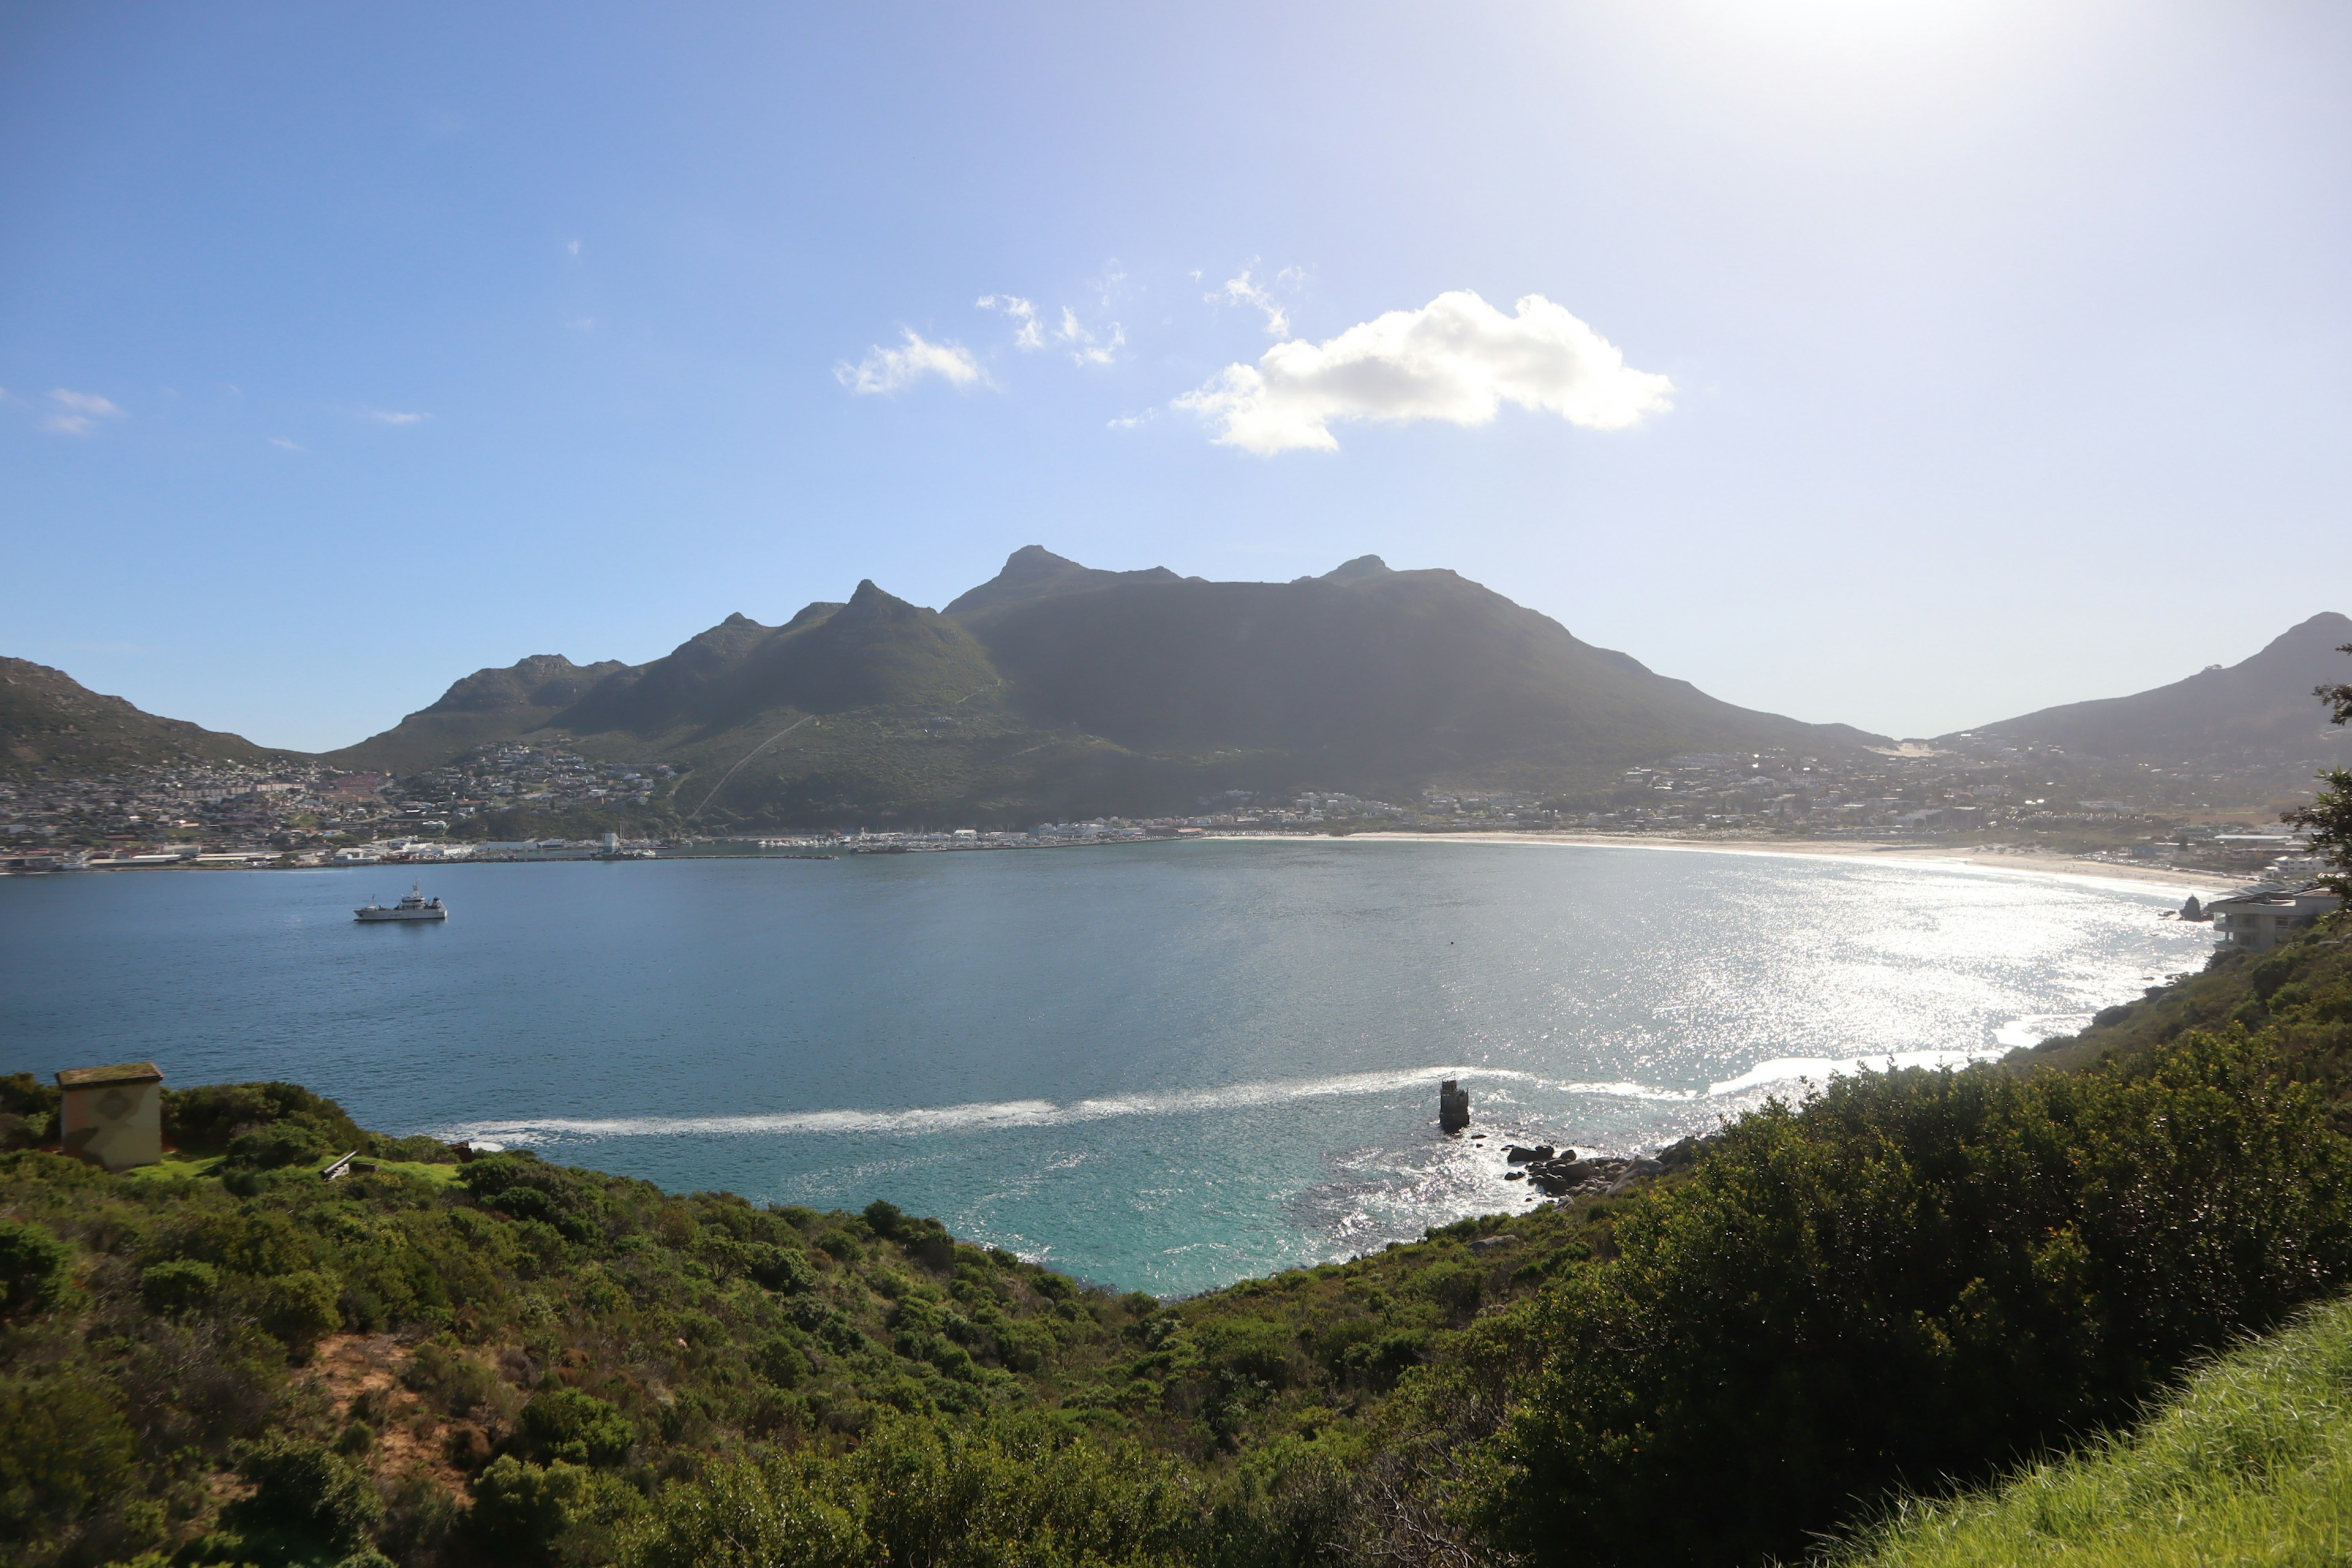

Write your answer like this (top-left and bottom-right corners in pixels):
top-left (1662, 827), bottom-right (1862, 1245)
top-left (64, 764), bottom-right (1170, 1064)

top-left (0, 839), bottom-right (2215, 1294)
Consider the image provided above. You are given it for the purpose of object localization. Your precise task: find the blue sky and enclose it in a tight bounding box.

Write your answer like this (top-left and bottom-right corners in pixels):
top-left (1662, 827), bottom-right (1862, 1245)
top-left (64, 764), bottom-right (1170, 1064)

top-left (4, 1), bottom-right (2348, 752)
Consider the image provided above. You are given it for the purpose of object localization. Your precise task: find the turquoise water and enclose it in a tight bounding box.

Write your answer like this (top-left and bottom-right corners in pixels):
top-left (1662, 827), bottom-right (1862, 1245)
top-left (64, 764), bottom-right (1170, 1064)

top-left (0, 840), bottom-right (2215, 1294)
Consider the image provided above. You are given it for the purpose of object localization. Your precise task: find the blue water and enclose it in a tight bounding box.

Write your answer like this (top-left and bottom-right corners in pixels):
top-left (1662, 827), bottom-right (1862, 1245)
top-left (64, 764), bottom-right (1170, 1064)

top-left (0, 840), bottom-right (2215, 1294)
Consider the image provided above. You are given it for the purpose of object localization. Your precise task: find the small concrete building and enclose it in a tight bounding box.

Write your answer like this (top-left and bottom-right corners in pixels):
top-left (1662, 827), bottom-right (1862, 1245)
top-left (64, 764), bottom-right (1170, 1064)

top-left (2208, 886), bottom-right (2344, 953)
top-left (55, 1061), bottom-right (164, 1171)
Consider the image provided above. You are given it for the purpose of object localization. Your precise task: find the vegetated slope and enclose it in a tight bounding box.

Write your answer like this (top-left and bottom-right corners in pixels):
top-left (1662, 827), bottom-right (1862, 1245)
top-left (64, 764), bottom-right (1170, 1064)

top-left (7, 916), bottom-right (2352, 1568)
top-left (940, 543), bottom-right (1191, 617)
top-left (323, 655), bottom-right (632, 774)
top-left (1963, 609), bottom-right (2352, 765)
top-left (328, 549), bottom-right (1888, 827)
top-left (1848, 1292), bottom-right (2352, 1568)
top-left (0, 657), bottom-right (291, 778)
top-left (950, 549), bottom-right (1883, 794)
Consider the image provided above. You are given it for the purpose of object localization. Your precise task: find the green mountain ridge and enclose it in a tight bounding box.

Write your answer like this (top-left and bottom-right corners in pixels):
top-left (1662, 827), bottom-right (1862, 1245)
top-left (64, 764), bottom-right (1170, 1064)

top-left (327, 549), bottom-right (1886, 824)
top-left (1956, 609), bottom-right (2352, 764)
top-left (0, 658), bottom-right (290, 780)
top-left (322, 656), bottom-right (631, 775)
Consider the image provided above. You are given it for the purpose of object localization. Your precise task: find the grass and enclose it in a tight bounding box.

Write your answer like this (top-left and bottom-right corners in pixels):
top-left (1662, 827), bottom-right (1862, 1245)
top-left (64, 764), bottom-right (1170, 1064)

top-left (1850, 1294), bottom-right (2352, 1567)
top-left (117, 1153), bottom-right (463, 1186)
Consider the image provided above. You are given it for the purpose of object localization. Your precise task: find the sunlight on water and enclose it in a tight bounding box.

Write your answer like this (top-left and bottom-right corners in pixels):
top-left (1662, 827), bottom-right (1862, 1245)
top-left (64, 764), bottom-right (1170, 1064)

top-left (0, 840), bottom-right (2215, 1294)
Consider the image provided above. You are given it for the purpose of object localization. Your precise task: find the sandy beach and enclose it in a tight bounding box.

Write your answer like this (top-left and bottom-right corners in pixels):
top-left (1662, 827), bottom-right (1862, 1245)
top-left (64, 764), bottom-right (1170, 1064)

top-left (1225, 829), bottom-right (2248, 894)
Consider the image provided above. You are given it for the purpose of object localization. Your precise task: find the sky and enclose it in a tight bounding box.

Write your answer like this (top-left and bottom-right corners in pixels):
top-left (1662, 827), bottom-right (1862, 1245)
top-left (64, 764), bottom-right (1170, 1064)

top-left (3, 1), bottom-right (2348, 752)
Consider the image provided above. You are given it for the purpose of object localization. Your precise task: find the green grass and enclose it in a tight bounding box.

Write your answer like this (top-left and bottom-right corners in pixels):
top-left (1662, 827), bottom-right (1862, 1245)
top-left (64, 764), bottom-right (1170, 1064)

top-left (116, 1154), bottom-right (462, 1186)
top-left (1852, 1294), bottom-right (2352, 1567)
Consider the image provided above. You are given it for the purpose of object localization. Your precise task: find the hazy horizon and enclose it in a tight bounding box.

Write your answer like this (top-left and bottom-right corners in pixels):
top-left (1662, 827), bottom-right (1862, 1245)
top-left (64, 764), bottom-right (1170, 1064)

top-left (6, 2), bottom-right (2350, 752)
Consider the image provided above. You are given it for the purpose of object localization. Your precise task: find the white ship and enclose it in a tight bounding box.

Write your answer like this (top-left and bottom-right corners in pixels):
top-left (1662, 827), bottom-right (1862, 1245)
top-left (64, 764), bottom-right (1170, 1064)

top-left (355, 882), bottom-right (448, 922)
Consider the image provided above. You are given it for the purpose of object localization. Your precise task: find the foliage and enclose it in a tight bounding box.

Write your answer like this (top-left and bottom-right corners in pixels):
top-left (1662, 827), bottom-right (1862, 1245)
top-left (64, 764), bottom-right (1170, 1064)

top-left (222, 1435), bottom-right (385, 1553)
top-left (9, 919), bottom-right (2352, 1567)
top-left (1847, 1292), bottom-right (2352, 1568)
top-left (2285, 637), bottom-right (2352, 891)
top-left (0, 1218), bottom-right (72, 1315)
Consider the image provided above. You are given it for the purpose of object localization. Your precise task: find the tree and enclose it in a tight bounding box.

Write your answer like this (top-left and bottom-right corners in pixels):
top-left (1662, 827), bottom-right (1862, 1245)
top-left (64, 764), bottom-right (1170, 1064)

top-left (2286, 639), bottom-right (2352, 894)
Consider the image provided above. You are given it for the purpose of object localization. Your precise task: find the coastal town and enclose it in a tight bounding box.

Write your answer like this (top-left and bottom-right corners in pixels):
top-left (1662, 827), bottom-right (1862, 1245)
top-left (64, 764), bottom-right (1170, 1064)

top-left (0, 733), bottom-right (2327, 886)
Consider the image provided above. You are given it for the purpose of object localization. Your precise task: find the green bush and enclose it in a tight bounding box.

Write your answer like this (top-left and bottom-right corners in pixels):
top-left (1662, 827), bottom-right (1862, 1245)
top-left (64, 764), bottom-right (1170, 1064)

top-left (254, 1269), bottom-right (343, 1349)
top-left (471, 1455), bottom-right (588, 1558)
top-left (225, 1123), bottom-right (336, 1170)
top-left (0, 1219), bottom-right (72, 1316)
top-left (1463, 1029), bottom-right (2352, 1568)
top-left (137, 1257), bottom-right (219, 1315)
top-left (520, 1385), bottom-right (636, 1466)
top-left (619, 1453), bottom-right (868, 1568)
top-left (745, 1241), bottom-right (819, 1294)
top-left (221, 1435), bottom-right (383, 1553)
top-left (165, 1080), bottom-right (366, 1158)
top-left (0, 1378), bottom-right (138, 1541)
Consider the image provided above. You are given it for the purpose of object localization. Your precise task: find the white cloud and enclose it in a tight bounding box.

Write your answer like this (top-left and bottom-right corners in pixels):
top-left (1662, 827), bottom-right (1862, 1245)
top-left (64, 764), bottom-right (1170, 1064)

top-left (1174, 290), bottom-right (1674, 456)
top-left (977, 294), bottom-right (1043, 350)
top-left (41, 388), bottom-right (124, 435)
top-left (567, 239), bottom-right (581, 256)
top-left (269, 436), bottom-right (305, 451)
top-left (837, 328), bottom-right (986, 395)
top-left (364, 409), bottom-right (431, 425)
top-left (1053, 306), bottom-right (1123, 366)
top-left (981, 294), bottom-right (1122, 364)
top-left (1215, 266), bottom-right (1292, 337)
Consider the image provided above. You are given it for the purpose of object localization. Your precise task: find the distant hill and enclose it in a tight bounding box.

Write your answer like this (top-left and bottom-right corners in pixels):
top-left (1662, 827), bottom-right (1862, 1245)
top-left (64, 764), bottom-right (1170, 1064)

top-left (323, 654), bottom-right (631, 774)
top-left (951, 549), bottom-right (1880, 788)
top-left (0, 658), bottom-right (289, 778)
top-left (321, 548), bottom-right (1884, 826)
top-left (1960, 611), bottom-right (2352, 765)
top-left (941, 543), bottom-right (1192, 617)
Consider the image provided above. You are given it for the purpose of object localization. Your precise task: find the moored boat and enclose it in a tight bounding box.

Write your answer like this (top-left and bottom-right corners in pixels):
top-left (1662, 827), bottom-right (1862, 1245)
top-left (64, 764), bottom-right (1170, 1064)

top-left (355, 881), bottom-right (448, 922)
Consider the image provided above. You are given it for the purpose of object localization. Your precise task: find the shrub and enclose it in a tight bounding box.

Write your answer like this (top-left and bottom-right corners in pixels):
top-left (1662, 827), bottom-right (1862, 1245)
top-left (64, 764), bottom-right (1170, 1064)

top-left (0, 1218), bottom-right (72, 1316)
top-left (520, 1385), bottom-right (636, 1466)
top-left (745, 1242), bottom-right (820, 1294)
top-left (138, 1257), bottom-right (221, 1314)
top-left (471, 1455), bottom-right (587, 1558)
top-left (165, 1080), bottom-right (366, 1158)
top-left (0, 1378), bottom-right (138, 1540)
top-left (1463, 1030), bottom-right (2352, 1568)
top-left (618, 1453), bottom-right (867, 1568)
top-left (225, 1122), bottom-right (336, 1170)
top-left (254, 1269), bottom-right (343, 1349)
top-left (222, 1435), bottom-right (383, 1553)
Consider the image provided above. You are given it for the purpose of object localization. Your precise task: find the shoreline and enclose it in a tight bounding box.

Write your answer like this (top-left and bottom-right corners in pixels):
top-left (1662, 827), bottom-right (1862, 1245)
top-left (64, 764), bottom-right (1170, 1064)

top-left (1213, 828), bottom-right (2247, 894)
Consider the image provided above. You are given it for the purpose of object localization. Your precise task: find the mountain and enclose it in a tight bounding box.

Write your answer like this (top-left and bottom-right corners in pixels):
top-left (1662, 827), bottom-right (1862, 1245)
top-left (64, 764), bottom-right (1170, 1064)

top-left (0, 658), bottom-right (287, 777)
top-left (323, 654), bottom-right (631, 773)
top-left (557, 581), bottom-right (997, 738)
top-left (325, 549), bottom-right (1884, 826)
top-left (941, 543), bottom-right (1192, 616)
top-left (1961, 611), bottom-right (2352, 764)
top-left (948, 549), bottom-right (1880, 783)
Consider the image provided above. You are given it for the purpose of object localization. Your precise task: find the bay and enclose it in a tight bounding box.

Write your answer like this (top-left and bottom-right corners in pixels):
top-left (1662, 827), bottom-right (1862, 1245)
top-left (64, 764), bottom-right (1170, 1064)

top-left (0, 840), bottom-right (2215, 1295)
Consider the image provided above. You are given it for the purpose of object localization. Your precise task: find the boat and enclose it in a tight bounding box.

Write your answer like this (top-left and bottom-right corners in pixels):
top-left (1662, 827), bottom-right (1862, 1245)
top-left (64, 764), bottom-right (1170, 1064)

top-left (355, 882), bottom-right (448, 922)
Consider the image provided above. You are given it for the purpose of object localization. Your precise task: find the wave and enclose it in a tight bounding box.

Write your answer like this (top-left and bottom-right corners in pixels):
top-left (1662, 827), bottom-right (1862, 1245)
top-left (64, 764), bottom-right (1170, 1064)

top-left (1706, 1046), bottom-right (2003, 1098)
top-left (442, 1030), bottom-right (2064, 1148)
top-left (433, 1064), bottom-right (1543, 1147)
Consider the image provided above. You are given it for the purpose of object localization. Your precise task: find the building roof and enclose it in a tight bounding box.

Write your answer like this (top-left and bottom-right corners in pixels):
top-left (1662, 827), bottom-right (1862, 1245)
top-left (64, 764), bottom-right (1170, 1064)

top-left (54, 1062), bottom-right (164, 1088)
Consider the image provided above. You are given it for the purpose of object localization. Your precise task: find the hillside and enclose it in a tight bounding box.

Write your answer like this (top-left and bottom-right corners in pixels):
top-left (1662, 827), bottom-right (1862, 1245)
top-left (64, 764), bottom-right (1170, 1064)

top-left (326, 549), bottom-right (1885, 826)
top-left (324, 656), bottom-right (630, 774)
top-left (5, 910), bottom-right (2351, 1568)
top-left (951, 549), bottom-right (1881, 788)
top-left (1851, 1292), bottom-right (2352, 1567)
top-left (1961, 609), bottom-right (2352, 766)
top-left (0, 658), bottom-right (290, 778)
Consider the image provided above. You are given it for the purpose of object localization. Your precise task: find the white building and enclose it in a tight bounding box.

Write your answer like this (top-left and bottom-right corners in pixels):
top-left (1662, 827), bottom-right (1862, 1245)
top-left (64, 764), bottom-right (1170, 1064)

top-left (2207, 886), bottom-right (2343, 953)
